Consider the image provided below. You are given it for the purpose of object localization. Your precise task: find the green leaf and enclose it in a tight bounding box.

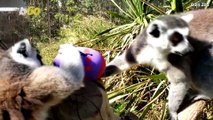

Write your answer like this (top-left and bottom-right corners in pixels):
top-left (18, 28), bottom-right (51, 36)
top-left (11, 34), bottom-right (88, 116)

top-left (110, 0), bottom-right (134, 19)
top-left (173, 0), bottom-right (184, 12)
top-left (139, 84), bottom-right (167, 119)
top-left (205, 0), bottom-right (213, 9)
top-left (97, 28), bottom-right (114, 36)
top-left (141, 0), bottom-right (167, 15)
top-left (109, 94), bottom-right (129, 104)
top-left (141, 73), bottom-right (166, 84)
top-left (107, 10), bottom-right (130, 20)
top-left (183, 0), bottom-right (199, 9)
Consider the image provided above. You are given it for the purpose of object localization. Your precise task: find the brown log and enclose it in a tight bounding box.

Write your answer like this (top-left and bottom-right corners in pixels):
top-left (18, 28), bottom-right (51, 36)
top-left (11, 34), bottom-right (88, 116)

top-left (48, 80), bottom-right (120, 120)
top-left (178, 100), bottom-right (207, 120)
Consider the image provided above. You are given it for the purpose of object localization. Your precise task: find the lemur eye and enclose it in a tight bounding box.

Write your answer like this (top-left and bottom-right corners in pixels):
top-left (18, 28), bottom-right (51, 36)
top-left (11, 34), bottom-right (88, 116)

top-left (169, 32), bottom-right (183, 46)
top-left (17, 42), bottom-right (28, 57)
top-left (149, 24), bottom-right (160, 38)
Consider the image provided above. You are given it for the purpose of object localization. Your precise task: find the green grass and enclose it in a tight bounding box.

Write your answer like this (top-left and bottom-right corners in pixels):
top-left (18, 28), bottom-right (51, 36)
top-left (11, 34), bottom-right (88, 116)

top-left (36, 14), bottom-right (115, 64)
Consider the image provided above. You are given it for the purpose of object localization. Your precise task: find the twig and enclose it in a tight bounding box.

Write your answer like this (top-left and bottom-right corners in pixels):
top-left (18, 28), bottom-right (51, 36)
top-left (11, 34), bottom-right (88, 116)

top-left (178, 100), bottom-right (207, 120)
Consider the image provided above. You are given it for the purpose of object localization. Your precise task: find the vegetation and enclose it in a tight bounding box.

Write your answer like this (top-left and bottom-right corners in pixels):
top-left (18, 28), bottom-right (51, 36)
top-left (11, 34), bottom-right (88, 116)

top-left (22, 0), bottom-right (213, 119)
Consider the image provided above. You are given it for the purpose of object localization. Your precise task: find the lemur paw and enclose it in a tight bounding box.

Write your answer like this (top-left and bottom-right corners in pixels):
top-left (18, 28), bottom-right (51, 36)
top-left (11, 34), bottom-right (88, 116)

top-left (169, 112), bottom-right (178, 120)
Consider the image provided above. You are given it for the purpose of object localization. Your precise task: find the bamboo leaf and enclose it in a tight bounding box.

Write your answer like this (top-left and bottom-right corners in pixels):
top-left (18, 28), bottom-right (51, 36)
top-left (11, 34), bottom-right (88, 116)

top-left (139, 86), bottom-right (167, 119)
top-left (107, 81), bottom-right (146, 99)
top-left (109, 94), bottom-right (129, 104)
top-left (141, 0), bottom-right (167, 15)
top-left (96, 28), bottom-right (114, 36)
top-left (127, 0), bottom-right (141, 18)
top-left (110, 0), bottom-right (134, 19)
top-left (107, 10), bottom-right (130, 20)
top-left (183, 0), bottom-right (199, 9)
top-left (141, 73), bottom-right (166, 84)
top-left (160, 102), bottom-right (167, 120)
top-left (205, 0), bottom-right (213, 9)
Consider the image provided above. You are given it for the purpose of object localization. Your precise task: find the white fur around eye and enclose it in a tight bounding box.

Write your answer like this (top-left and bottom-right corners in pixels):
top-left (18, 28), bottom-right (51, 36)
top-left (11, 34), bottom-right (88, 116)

top-left (147, 22), bottom-right (191, 55)
top-left (9, 39), bottom-right (42, 68)
top-left (147, 20), bottom-right (166, 35)
top-left (146, 20), bottom-right (172, 52)
top-left (167, 27), bottom-right (192, 54)
top-left (170, 39), bottom-right (191, 54)
top-left (167, 28), bottom-right (189, 36)
top-left (10, 49), bottom-right (41, 68)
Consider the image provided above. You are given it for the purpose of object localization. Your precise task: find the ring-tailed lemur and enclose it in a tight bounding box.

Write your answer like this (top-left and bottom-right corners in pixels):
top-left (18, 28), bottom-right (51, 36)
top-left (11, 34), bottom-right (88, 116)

top-left (104, 15), bottom-right (193, 120)
top-left (104, 9), bottom-right (213, 120)
top-left (0, 39), bottom-right (85, 120)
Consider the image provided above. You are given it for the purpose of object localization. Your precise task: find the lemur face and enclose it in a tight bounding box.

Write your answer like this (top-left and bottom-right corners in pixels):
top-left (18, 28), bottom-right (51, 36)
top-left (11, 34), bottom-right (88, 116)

top-left (146, 16), bottom-right (193, 56)
top-left (103, 14), bottom-right (195, 76)
top-left (9, 39), bottom-right (43, 68)
top-left (53, 44), bottom-right (83, 69)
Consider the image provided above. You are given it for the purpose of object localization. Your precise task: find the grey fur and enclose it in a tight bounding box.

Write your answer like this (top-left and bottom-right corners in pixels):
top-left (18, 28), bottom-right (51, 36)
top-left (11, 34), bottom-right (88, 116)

top-left (104, 9), bottom-right (213, 120)
top-left (104, 15), bottom-right (191, 77)
top-left (0, 40), bottom-right (85, 120)
top-left (0, 39), bottom-right (42, 83)
top-left (158, 16), bottom-right (188, 29)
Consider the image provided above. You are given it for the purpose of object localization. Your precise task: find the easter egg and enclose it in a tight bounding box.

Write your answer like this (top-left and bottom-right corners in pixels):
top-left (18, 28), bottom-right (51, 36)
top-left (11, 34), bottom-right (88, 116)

top-left (53, 46), bottom-right (106, 80)
top-left (77, 47), bottom-right (106, 80)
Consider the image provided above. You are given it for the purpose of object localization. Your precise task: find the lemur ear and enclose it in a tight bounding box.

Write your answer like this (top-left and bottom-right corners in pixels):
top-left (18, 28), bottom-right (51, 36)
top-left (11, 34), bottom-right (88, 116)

top-left (148, 24), bottom-right (160, 38)
top-left (180, 13), bottom-right (193, 23)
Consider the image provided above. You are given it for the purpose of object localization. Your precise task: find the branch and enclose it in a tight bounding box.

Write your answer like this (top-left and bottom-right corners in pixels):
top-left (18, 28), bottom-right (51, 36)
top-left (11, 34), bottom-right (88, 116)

top-left (178, 100), bottom-right (207, 120)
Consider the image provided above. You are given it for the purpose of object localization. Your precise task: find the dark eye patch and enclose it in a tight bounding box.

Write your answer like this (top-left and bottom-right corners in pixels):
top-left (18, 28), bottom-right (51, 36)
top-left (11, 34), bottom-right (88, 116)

top-left (169, 32), bottom-right (184, 46)
top-left (17, 42), bottom-right (28, 57)
top-left (149, 24), bottom-right (160, 38)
